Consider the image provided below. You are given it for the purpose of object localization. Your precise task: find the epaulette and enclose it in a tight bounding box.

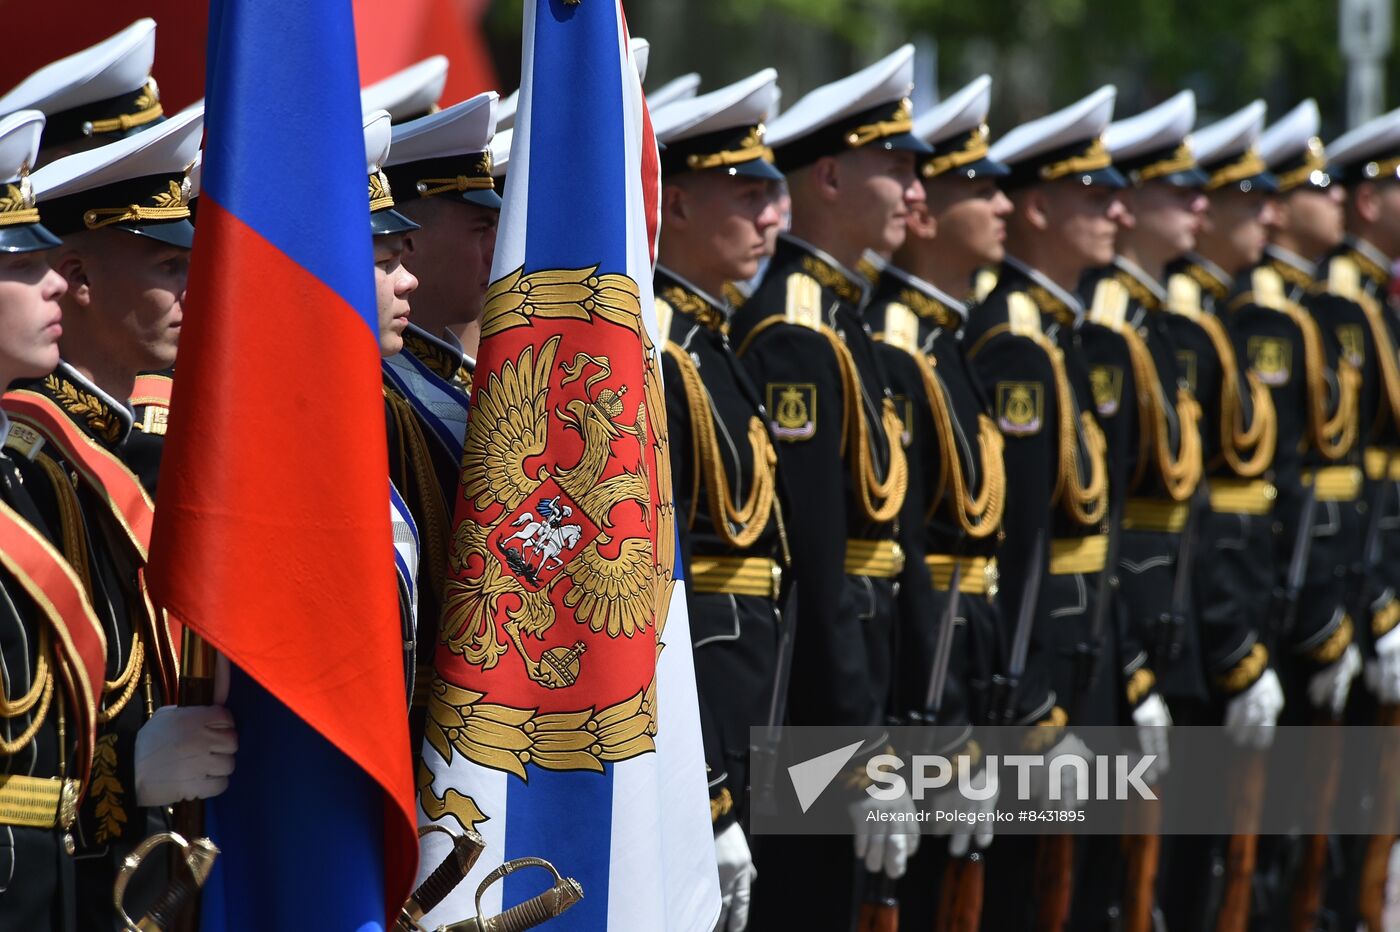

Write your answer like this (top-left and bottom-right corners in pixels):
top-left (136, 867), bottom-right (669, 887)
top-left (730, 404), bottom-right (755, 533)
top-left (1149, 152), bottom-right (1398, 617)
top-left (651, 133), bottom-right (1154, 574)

top-left (973, 267), bottom-right (999, 303)
top-left (1323, 255), bottom-right (1363, 302)
top-left (879, 302), bottom-right (920, 354)
top-left (1185, 263), bottom-right (1229, 302)
top-left (1247, 265), bottom-right (1287, 311)
top-left (654, 296), bottom-right (674, 343)
top-left (783, 271), bottom-right (825, 329)
top-left (1113, 269), bottom-right (1160, 311)
top-left (1006, 292), bottom-right (1043, 337)
top-left (1088, 276), bottom-right (1131, 328)
top-left (1166, 272), bottom-right (1203, 319)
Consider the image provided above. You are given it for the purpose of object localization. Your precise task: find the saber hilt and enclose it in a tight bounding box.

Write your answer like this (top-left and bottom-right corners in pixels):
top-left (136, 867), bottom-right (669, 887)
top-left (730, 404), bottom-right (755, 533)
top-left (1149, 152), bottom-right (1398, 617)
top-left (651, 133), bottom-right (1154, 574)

top-left (116, 832), bottom-right (219, 932)
top-left (398, 825), bottom-right (488, 929)
top-left (440, 857), bottom-right (584, 932)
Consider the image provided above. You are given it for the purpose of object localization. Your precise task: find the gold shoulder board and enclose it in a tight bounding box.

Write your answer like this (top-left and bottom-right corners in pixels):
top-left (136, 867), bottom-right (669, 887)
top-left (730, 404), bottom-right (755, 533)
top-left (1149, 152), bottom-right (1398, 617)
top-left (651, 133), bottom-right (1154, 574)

top-left (1006, 292), bottom-right (1043, 337)
top-left (654, 296), bottom-right (674, 342)
top-left (1326, 256), bottom-right (1362, 302)
top-left (974, 267), bottom-right (999, 303)
top-left (1166, 273), bottom-right (1202, 318)
top-left (784, 272), bottom-right (824, 330)
top-left (1250, 266), bottom-right (1287, 311)
top-left (881, 302), bottom-right (920, 354)
top-left (1088, 277), bottom-right (1130, 328)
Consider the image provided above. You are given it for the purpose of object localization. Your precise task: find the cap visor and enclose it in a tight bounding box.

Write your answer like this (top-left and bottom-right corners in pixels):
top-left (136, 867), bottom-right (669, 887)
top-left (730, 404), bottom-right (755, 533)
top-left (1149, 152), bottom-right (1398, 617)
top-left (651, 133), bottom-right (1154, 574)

top-left (725, 159), bottom-right (785, 182)
top-left (371, 208), bottom-right (421, 236)
top-left (457, 188), bottom-right (504, 210)
top-left (1082, 166), bottom-right (1128, 189)
top-left (123, 219), bottom-right (195, 249)
top-left (1157, 167), bottom-right (1211, 188)
top-left (0, 223), bottom-right (62, 253)
top-left (1235, 172), bottom-right (1279, 194)
top-left (958, 157), bottom-right (1011, 179)
top-left (879, 132), bottom-right (935, 156)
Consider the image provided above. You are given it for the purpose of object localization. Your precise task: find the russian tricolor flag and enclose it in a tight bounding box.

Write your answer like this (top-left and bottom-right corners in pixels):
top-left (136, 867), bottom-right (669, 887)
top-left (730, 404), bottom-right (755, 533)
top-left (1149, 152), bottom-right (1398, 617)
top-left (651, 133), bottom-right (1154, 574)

top-left (415, 1), bottom-right (717, 929)
top-left (145, 0), bottom-right (417, 928)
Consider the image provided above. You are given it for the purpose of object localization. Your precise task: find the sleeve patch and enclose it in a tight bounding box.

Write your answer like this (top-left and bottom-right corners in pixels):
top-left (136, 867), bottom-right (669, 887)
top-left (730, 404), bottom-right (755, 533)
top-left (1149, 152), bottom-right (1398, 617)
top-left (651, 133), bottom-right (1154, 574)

top-left (767, 382), bottom-right (817, 441)
top-left (1247, 335), bottom-right (1292, 386)
top-left (1089, 365), bottom-right (1124, 416)
top-left (996, 381), bottom-right (1044, 436)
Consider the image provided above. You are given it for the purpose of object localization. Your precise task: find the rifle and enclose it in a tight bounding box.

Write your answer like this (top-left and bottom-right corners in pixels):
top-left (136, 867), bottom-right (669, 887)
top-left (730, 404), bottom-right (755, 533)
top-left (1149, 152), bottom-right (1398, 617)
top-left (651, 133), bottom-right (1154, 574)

top-left (1357, 703), bottom-right (1400, 930)
top-left (856, 875), bottom-right (899, 932)
top-left (989, 529), bottom-right (1047, 725)
top-left (1122, 487), bottom-right (1205, 932)
top-left (114, 832), bottom-right (220, 932)
top-left (748, 584), bottom-right (797, 822)
top-left (1076, 493), bottom-right (1125, 704)
top-left (1216, 481), bottom-right (1318, 932)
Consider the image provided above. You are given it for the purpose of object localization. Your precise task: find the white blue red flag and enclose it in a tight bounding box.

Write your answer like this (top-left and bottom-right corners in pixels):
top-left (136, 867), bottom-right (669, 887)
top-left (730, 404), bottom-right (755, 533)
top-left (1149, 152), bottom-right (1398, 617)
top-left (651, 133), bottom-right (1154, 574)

top-left (415, 1), bottom-right (719, 928)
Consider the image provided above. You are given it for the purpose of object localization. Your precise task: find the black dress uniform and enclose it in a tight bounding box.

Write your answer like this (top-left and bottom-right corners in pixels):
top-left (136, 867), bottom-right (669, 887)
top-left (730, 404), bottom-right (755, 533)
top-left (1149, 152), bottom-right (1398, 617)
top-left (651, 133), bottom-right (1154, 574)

top-left (1080, 258), bottom-right (1207, 706)
top-left (733, 234), bottom-right (909, 928)
top-left (655, 267), bottom-right (786, 835)
top-left (1226, 245), bottom-right (1361, 693)
top-left (1162, 254), bottom-right (1280, 708)
top-left (865, 265), bottom-right (1007, 928)
top-left (4, 365), bottom-right (176, 930)
top-left (0, 422), bottom-right (105, 932)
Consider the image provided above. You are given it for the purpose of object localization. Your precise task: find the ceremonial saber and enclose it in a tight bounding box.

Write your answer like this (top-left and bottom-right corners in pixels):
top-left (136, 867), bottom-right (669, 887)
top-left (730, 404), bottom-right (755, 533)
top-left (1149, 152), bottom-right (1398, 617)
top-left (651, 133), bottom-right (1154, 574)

top-left (397, 826), bottom-right (487, 930)
top-left (440, 857), bottom-right (584, 932)
top-left (115, 831), bottom-right (220, 932)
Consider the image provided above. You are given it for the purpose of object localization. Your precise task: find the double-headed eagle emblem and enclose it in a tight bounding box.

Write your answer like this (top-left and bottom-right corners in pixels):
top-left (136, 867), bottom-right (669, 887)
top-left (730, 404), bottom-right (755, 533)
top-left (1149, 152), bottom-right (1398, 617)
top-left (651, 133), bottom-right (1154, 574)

top-left (423, 266), bottom-right (676, 784)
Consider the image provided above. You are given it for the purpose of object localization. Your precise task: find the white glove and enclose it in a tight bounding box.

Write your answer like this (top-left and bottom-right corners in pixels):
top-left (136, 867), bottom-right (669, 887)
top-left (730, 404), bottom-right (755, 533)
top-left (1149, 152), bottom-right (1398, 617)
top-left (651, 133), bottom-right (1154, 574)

top-left (1368, 625), bottom-right (1400, 704)
top-left (712, 823), bottom-right (755, 932)
top-left (850, 790), bottom-right (921, 879)
top-left (1223, 668), bottom-right (1285, 749)
top-left (1308, 643), bottom-right (1362, 717)
top-left (927, 764), bottom-right (998, 858)
top-left (1028, 733), bottom-right (1092, 812)
top-left (134, 705), bottom-right (238, 806)
top-left (1131, 692), bottom-right (1172, 783)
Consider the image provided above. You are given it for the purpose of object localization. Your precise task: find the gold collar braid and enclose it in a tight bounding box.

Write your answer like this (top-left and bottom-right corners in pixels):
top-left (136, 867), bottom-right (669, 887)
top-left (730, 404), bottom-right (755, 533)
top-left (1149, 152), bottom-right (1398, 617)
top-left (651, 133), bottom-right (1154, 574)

top-left (663, 342), bottom-right (778, 549)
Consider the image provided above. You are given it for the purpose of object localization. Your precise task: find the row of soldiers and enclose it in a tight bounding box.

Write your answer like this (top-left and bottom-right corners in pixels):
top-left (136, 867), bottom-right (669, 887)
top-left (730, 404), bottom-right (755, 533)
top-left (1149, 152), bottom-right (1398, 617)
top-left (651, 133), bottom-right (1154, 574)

top-left (650, 44), bottom-right (1400, 932)
top-left (0, 18), bottom-right (511, 930)
top-left (2, 15), bottom-right (1400, 932)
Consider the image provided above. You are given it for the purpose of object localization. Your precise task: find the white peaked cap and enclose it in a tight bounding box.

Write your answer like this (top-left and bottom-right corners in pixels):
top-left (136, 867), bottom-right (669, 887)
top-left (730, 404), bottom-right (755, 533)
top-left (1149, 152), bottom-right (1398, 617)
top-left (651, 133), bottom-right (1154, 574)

top-left (1105, 90), bottom-right (1196, 162)
top-left (647, 73), bottom-right (702, 112)
top-left (388, 91), bottom-right (498, 166)
top-left (32, 105), bottom-right (203, 201)
top-left (768, 44), bottom-right (917, 149)
top-left (652, 69), bottom-right (777, 144)
top-left (914, 74), bottom-right (992, 148)
top-left (989, 85), bottom-right (1116, 166)
top-left (361, 57), bottom-right (449, 122)
top-left (0, 19), bottom-right (156, 118)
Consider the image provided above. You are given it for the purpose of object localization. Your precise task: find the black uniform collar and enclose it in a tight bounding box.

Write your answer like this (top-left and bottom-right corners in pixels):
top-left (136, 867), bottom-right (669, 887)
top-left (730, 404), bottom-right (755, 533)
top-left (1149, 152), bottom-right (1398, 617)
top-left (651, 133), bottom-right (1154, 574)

top-left (871, 262), bottom-right (967, 330)
top-left (401, 323), bottom-right (470, 382)
top-left (655, 265), bottom-right (731, 334)
top-left (777, 234), bottom-right (870, 307)
top-left (1111, 255), bottom-right (1168, 310)
top-left (1172, 252), bottom-right (1233, 303)
top-left (32, 361), bottom-right (134, 447)
top-left (1002, 254), bottom-right (1084, 326)
top-left (1263, 244), bottom-right (1318, 291)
